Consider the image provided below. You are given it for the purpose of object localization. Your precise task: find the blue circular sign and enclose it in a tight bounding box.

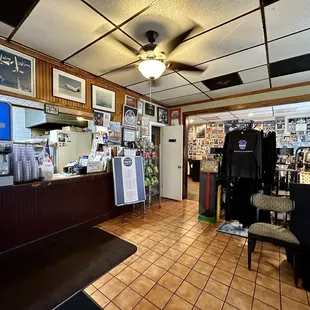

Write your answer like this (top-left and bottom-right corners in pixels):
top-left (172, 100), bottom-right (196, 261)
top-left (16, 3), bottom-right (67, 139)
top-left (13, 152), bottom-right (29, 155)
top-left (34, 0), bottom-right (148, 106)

top-left (238, 140), bottom-right (247, 150)
top-left (123, 157), bottom-right (133, 167)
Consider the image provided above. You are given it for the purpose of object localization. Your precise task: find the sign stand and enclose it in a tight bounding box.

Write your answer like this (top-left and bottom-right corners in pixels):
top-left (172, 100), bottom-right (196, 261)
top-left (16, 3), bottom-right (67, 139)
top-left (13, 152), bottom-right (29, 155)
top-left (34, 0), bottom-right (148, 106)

top-left (112, 156), bottom-right (146, 214)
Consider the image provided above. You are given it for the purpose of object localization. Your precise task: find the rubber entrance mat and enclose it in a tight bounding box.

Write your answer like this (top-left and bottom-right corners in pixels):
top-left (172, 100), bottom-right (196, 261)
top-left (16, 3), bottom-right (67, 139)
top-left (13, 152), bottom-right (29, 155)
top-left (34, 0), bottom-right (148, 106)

top-left (216, 221), bottom-right (248, 238)
top-left (0, 228), bottom-right (137, 310)
top-left (56, 292), bottom-right (101, 310)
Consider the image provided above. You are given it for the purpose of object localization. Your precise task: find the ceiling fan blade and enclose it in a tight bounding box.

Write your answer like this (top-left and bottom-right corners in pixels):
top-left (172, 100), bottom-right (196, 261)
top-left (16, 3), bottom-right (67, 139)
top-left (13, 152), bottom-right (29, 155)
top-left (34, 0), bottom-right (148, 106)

top-left (111, 35), bottom-right (140, 57)
top-left (165, 26), bottom-right (198, 56)
top-left (168, 62), bottom-right (204, 72)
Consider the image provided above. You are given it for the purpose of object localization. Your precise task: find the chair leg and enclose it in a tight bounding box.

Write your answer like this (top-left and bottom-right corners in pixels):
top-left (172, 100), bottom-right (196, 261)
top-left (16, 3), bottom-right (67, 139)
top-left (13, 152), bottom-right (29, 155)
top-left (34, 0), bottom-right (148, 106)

top-left (251, 240), bottom-right (256, 253)
top-left (248, 238), bottom-right (253, 270)
top-left (293, 250), bottom-right (300, 287)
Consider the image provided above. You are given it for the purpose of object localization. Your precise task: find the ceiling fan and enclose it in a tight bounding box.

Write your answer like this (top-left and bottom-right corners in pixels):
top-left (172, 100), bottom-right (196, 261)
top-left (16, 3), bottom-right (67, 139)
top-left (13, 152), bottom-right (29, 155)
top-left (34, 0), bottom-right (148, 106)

top-left (113, 26), bottom-right (205, 80)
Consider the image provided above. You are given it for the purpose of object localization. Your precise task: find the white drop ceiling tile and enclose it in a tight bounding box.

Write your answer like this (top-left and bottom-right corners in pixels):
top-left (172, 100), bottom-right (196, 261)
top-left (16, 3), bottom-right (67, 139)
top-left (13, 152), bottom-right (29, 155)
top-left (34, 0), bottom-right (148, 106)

top-left (271, 71), bottom-right (310, 87)
top-left (265, 0), bottom-right (310, 41)
top-left (207, 79), bottom-right (270, 99)
top-left (67, 30), bottom-right (140, 76)
top-left (239, 66), bottom-right (269, 83)
top-left (152, 84), bottom-right (200, 101)
top-left (0, 22), bottom-right (13, 38)
top-left (13, 0), bottom-right (114, 60)
top-left (269, 30), bottom-right (310, 62)
top-left (102, 63), bottom-right (146, 86)
top-left (84, 0), bottom-right (154, 25)
top-left (122, 0), bottom-right (259, 48)
top-left (274, 102), bottom-right (310, 110)
top-left (194, 82), bottom-right (210, 92)
top-left (162, 93), bottom-right (209, 106)
top-left (180, 45), bottom-right (267, 83)
top-left (128, 73), bottom-right (189, 94)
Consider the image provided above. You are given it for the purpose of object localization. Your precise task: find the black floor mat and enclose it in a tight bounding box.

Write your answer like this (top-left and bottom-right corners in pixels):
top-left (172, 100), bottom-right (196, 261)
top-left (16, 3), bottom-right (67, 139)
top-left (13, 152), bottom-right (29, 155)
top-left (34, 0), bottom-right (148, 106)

top-left (0, 227), bottom-right (137, 310)
top-left (56, 292), bottom-right (101, 310)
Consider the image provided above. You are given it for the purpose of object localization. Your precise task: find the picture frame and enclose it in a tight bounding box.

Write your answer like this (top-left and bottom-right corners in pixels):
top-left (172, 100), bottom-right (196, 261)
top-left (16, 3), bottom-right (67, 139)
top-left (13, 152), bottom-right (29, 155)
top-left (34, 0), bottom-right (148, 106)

top-left (125, 95), bottom-right (136, 108)
top-left (169, 108), bottom-right (182, 126)
top-left (123, 105), bottom-right (138, 128)
top-left (92, 85), bottom-right (115, 112)
top-left (53, 68), bottom-right (85, 104)
top-left (122, 127), bottom-right (136, 142)
top-left (157, 107), bottom-right (169, 125)
top-left (0, 45), bottom-right (36, 97)
top-left (144, 101), bottom-right (155, 117)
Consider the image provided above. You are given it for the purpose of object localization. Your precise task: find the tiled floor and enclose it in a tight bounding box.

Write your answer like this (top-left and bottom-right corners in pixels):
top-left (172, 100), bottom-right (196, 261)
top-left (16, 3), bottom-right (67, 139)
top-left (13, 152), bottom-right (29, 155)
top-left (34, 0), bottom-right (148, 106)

top-left (187, 178), bottom-right (199, 201)
top-left (84, 200), bottom-right (310, 310)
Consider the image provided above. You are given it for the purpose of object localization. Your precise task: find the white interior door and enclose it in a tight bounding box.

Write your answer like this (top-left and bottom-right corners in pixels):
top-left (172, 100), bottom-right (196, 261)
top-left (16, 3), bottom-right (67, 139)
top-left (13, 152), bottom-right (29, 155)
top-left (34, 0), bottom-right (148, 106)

top-left (161, 125), bottom-right (183, 201)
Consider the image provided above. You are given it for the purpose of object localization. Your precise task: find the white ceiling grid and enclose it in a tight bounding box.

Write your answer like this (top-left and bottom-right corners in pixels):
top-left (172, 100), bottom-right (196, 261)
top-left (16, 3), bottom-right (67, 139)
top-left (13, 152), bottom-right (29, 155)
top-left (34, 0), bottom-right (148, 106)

top-left (0, 0), bottom-right (309, 106)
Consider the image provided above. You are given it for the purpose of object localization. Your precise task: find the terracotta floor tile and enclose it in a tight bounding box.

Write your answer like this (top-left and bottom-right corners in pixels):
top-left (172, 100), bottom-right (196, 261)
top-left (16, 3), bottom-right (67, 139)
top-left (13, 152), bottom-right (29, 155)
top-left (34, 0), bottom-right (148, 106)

top-left (238, 257), bottom-right (258, 271)
top-left (84, 284), bottom-right (96, 296)
top-left (134, 298), bottom-right (159, 310)
top-left (135, 245), bottom-right (149, 257)
top-left (130, 258), bottom-right (152, 273)
top-left (222, 303), bottom-right (238, 310)
top-left (216, 258), bottom-right (237, 274)
top-left (226, 288), bottom-right (253, 310)
top-left (110, 264), bottom-right (128, 276)
top-left (99, 278), bottom-right (126, 300)
top-left (196, 292), bottom-right (223, 310)
top-left (280, 269), bottom-right (296, 286)
top-left (113, 287), bottom-right (142, 310)
top-left (191, 240), bottom-right (208, 251)
top-left (169, 262), bottom-right (191, 279)
top-left (154, 256), bottom-right (175, 271)
top-left (193, 260), bottom-right (214, 277)
top-left (256, 273), bottom-right (280, 293)
top-left (91, 290), bottom-right (110, 308)
top-left (204, 278), bottom-right (229, 301)
top-left (141, 239), bottom-right (158, 249)
top-left (145, 284), bottom-right (173, 309)
top-left (143, 265), bottom-right (166, 282)
top-left (210, 267), bottom-right (233, 286)
top-left (184, 269), bottom-right (208, 289)
top-left (163, 294), bottom-right (192, 310)
top-left (185, 246), bottom-right (203, 259)
top-left (226, 244), bottom-right (243, 255)
top-left (205, 246), bottom-right (224, 257)
top-left (149, 233), bottom-right (165, 242)
top-left (281, 296), bottom-right (310, 310)
top-left (172, 241), bottom-right (190, 253)
top-left (252, 299), bottom-right (278, 310)
top-left (142, 250), bottom-right (162, 263)
top-left (130, 235), bottom-right (146, 244)
top-left (123, 254), bottom-right (139, 266)
top-left (254, 285), bottom-right (281, 310)
top-left (158, 272), bottom-right (183, 292)
top-left (200, 252), bottom-right (219, 266)
top-left (260, 256), bottom-right (280, 269)
top-left (221, 250), bottom-right (240, 264)
top-left (93, 273), bottom-right (114, 289)
top-left (140, 230), bottom-right (154, 238)
top-left (168, 232), bottom-right (183, 241)
top-left (175, 281), bottom-right (201, 305)
top-left (164, 248), bottom-right (183, 261)
top-left (258, 263), bottom-right (279, 280)
top-left (197, 235), bottom-right (212, 244)
top-left (160, 237), bottom-right (177, 247)
top-left (178, 253), bottom-right (198, 268)
top-left (130, 274), bottom-right (155, 296)
top-left (116, 267), bottom-right (140, 286)
top-left (235, 265), bottom-right (257, 283)
top-left (179, 236), bottom-right (195, 245)
top-left (105, 302), bottom-right (121, 310)
top-left (231, 275), bottom-right (255, 297)
top-left (152, 243), bottom-right (170, 255)
top-left (185, 231), bottom-right (201, 240)
top-left (210, 239), bottom-right (227, 249)
top-left (261, 249), bottom-right (280, 260)
top-left (281, 282), bottom-right (308, 305)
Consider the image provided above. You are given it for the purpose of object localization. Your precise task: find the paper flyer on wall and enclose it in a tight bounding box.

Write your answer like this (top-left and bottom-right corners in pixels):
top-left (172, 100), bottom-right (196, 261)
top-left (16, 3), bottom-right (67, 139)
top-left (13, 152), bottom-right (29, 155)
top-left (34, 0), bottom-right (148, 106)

top-left (121, 157), bottom-right (138, 203)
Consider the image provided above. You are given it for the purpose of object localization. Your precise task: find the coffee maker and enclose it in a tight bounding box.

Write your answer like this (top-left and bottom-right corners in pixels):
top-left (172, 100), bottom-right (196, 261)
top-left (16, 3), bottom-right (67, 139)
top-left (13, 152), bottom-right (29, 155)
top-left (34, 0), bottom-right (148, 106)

top-left (0, 101), bottom-right (13, 187)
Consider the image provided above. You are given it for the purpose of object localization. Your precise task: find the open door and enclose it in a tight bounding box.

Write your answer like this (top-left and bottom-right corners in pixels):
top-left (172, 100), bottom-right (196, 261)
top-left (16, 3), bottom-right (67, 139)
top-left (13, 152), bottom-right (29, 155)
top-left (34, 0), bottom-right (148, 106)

top-left (161, 125), bottom-right (183, 201)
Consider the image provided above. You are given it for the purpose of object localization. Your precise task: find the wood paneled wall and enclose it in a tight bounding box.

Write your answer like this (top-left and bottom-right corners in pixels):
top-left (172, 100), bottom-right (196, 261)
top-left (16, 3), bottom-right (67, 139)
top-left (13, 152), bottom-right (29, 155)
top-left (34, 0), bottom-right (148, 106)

top-left (0, 41), bottom-right (158, 121)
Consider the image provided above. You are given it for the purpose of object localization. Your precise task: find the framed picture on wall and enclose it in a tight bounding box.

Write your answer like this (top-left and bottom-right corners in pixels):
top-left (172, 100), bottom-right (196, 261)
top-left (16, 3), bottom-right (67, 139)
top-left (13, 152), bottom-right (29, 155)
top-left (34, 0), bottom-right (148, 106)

top-left (122, 127), bottom-right (136, 142)
top-left (169, 108), bottom-right (182, 126)
top-left (157, 107), bottom-right (169, 124)
top-left (123, 105), bottom-right (138, 128)
top-left (92, 85), bottom-right (115, 112)
top-left (53, 68), bottom-right (86, 104)
top-left (0, 45), bottom-right (36, 97)
top-left (125, 95), bottom-right (136, 108)
top-left (144, 101), bottom-right (155, 117)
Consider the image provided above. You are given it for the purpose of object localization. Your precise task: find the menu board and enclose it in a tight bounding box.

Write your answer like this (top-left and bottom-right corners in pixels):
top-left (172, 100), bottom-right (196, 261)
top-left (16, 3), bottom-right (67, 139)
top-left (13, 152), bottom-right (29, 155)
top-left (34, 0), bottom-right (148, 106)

top-left (112, 156), bottom-right (146, 206)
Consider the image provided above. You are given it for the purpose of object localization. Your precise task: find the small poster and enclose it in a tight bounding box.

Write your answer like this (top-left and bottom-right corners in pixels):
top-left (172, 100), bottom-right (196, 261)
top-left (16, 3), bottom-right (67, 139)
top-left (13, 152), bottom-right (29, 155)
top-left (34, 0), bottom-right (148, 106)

top-left (283, 136), bottom-right (290, 142)
top-left (296, 118), bottom-right (307, 132)
top-left (142, 117), bottom-right (150, 137)
top-left (58, 132), bottom-right (71, 147)
top-left (299, 135), bottom-right (306, 143)
top-left (196, 125), bottom-right (206, 138)
top-left (103, 112), bottom-right (111, 128)
top-left (109, 121), bottom-right (121, 145)
top-left (94, 111), bottom-right (104, 126)
top-left (288, 119), bottom-right (296, 132)
top-left (137, 100), bottom-right (143, 115)
top-left (125, 95), bottom-right (136, 108)
top-left (123, 105), bottom-right (138, 128)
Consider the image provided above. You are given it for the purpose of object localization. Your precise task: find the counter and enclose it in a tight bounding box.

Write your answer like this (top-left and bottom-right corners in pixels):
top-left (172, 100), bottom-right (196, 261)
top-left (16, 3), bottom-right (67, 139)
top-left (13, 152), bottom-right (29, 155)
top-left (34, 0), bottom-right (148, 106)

top-left (0, 172), bottom-right (116, 254)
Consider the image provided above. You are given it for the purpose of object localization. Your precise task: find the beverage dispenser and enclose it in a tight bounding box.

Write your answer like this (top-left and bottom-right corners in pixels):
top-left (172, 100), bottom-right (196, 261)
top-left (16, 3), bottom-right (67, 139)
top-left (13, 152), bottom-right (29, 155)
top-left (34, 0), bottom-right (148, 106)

top-left (0, 101), bottom-right (13, 186)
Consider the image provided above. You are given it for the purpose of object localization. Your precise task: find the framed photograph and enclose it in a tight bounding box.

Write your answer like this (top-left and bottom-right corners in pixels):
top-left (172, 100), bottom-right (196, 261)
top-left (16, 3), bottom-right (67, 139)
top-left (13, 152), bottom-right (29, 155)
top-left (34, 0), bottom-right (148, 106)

top-left (169, 108), bottom-right (181, 126)
top-left (122, 127), bottom-right (136, 142)
top-left (144, 102), bottom-right (155, 117)
top-left (0, 45), bottom-right (36, 97)
top-left (137, 100), bottom-right (143, 115)
top-left (125, 95), bottom-right (136, 108)
top-left (94, 111), bottom-right (104, 126)
top-left (92, 85), bottom-right (115, 112)
top-left (53, 68), bottom-right (85, 103)
top-left (123, 105), bottom-right (138, 128)
top-left (157, 107), bottom-right (168, 124)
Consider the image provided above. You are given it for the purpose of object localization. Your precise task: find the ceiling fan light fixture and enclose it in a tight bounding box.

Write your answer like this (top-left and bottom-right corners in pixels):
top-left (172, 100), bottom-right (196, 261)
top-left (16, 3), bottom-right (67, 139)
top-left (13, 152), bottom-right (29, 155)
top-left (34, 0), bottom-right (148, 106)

top-left (138, 59), bottom-right (166, 80)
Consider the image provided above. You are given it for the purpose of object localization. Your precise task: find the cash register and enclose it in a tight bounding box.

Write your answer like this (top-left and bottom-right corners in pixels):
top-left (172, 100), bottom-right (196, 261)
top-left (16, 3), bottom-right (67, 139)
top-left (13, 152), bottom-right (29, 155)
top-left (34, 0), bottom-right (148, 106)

top-left (0, 102), bottom-right (13, 187)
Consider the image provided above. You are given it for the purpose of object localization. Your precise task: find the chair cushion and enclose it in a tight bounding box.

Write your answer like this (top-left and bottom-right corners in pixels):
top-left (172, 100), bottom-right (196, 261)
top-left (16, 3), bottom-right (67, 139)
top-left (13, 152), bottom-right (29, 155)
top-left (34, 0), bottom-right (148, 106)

top-left (249, 223), bottom-right (300, 245)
